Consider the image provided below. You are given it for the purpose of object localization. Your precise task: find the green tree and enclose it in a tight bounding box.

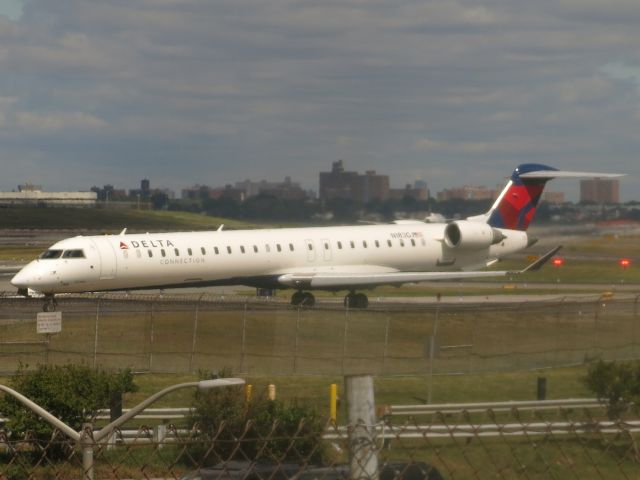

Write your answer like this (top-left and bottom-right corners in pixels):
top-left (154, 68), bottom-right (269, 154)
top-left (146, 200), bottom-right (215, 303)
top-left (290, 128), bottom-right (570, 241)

top-left (188, 370), bottom-right (325, 466)
top-left (584, 359), bottom-right (640, 419)
top-left (0, 364), bottom-right (137, 460)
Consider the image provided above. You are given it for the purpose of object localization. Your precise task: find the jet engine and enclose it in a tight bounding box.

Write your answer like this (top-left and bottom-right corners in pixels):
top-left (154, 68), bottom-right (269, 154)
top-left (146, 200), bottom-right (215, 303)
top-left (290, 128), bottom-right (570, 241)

top-left (444, 220), bottom-right (506, 250)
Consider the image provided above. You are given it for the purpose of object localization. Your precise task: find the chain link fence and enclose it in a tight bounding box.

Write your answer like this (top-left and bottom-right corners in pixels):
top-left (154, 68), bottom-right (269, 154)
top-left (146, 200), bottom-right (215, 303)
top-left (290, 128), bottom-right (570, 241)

top-left (1, 292), bottom-right (639, 376)
top-left (3, 406), bottom-right (640, 479)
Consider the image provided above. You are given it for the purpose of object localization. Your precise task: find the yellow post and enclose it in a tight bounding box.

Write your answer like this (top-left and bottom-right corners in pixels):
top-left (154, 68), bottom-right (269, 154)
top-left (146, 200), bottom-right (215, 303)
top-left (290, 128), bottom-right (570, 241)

top-left (268, 383), bottom-right (276, 401)
top-left (329, 383), bottom-right (337, 423)
top-left (245, 384), bottom-right (253, 403)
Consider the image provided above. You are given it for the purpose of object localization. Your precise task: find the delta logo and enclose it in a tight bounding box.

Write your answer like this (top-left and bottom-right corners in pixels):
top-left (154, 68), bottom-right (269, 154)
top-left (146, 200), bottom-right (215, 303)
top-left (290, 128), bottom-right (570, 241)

top-left (119, 239), bottom-right (175, 249)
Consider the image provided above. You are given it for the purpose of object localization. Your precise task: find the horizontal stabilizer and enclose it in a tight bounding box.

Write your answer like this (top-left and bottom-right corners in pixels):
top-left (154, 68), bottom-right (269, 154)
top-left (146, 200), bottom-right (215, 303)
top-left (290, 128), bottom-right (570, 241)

top-left (519, 170), bottom-right (624, 179)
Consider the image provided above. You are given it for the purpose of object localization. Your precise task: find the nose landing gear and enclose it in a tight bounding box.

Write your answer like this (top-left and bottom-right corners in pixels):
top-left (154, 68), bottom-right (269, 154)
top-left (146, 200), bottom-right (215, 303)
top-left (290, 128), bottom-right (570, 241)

top-left (43, 295), bottom-right (58, 312)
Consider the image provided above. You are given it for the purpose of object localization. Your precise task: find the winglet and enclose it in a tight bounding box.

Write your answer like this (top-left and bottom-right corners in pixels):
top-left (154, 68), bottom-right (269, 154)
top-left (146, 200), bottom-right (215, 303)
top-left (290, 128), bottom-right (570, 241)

top-left (517, 245), bottom-right (563, 273)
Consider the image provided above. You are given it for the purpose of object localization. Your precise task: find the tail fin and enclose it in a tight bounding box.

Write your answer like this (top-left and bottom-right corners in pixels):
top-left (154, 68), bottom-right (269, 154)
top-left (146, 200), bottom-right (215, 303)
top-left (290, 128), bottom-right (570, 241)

top-left (479, 164), bottom-right (624, 231)
top-left (486, 164), bottom-right (556, 230)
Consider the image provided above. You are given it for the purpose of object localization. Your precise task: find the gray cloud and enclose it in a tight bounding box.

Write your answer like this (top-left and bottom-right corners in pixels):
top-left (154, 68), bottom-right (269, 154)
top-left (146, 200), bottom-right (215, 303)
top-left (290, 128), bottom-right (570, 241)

top-left (0, 0), bottom-right (638, 199)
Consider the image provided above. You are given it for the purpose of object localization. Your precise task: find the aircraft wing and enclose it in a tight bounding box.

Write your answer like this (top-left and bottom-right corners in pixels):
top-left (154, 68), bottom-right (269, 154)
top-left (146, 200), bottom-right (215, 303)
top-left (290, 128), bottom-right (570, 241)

top-left (278, 246), bottom-right (562, 289)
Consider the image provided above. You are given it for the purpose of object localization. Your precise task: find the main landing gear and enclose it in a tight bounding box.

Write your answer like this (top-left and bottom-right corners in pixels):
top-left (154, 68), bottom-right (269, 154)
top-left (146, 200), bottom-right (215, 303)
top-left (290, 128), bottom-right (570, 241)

top-left (290, 290), bottom-right (370, 309)
top-left (344, 292), bottom-right (369, 309)
top-left (43, 294), bottom-right (58, 312)
top-left (290, 291), bottom-right (316, 307)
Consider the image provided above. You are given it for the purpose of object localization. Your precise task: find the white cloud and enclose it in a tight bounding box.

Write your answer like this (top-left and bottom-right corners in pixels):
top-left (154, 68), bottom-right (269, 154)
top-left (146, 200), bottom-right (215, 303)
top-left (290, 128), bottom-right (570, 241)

top-left (15, 111), bottom-right (107, 131)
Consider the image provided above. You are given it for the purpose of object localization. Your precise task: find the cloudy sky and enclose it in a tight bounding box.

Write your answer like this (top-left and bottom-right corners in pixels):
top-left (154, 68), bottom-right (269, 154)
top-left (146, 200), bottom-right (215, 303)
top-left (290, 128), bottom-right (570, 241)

top-left (1, 0), bottom-right (639, 200)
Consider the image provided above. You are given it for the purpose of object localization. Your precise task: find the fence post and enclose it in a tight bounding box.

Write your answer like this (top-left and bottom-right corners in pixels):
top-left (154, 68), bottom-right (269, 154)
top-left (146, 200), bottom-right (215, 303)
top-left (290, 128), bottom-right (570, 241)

top-left (93, 298), bottom-right (101, 369)
top-left (149, 302), bottom-right (155, 372)
top-left (345, 374), bottom-right (379, 480)
top-left (81, 422), bottom-right (95, 480)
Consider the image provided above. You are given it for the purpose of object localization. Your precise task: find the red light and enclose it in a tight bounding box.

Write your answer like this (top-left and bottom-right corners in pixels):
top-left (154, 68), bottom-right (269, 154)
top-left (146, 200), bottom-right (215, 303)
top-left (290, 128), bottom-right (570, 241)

top-left (552, 257), bottom-right (564, 267)
top-left (619, 258), bottom-right (632, 269)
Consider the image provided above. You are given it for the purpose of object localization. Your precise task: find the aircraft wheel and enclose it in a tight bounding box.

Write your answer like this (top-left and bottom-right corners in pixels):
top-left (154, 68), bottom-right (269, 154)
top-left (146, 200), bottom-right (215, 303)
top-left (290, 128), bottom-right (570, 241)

top-left (291, 291), bottom-right (305, 306)
top-left (43, 296), bottom-right (57, 312)
top-left (355, 293), bottom-right (369, 309)
top-left (301, 292), bottom-right (315, 307)
top-left (344, 293), bottom-right (368, 309)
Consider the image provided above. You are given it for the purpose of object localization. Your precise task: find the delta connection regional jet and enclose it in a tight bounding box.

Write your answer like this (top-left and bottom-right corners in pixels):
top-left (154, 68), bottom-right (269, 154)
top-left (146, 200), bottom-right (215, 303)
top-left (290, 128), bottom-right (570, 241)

top-left (11, 164), bottom-right (623, 311)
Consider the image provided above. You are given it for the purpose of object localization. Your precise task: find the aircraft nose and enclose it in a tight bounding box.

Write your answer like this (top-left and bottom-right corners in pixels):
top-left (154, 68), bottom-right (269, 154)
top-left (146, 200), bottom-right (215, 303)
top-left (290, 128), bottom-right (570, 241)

top-left (11, 267), bottom-right (32, 289)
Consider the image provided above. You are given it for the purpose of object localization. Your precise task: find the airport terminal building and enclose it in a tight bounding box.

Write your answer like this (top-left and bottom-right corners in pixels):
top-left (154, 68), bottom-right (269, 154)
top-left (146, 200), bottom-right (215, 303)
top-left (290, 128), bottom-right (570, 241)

top-left (0, 184), bottom-right (97, 207)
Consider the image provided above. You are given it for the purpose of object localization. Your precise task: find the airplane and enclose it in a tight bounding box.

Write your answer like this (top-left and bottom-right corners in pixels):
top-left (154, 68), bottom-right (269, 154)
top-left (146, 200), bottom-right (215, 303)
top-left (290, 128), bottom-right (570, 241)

top-left (10, 164), bottom-right (623, 311)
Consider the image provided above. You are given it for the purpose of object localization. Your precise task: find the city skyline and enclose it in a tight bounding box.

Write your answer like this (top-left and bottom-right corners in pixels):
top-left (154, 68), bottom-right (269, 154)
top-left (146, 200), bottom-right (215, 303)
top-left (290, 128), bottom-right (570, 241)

top-left (0, 1), bottom-right (638, 200)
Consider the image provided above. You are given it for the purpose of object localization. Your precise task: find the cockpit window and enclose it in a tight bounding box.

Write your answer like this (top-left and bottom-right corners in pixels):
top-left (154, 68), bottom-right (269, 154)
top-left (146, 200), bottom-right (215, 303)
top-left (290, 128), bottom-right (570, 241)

top-left (62, 249), bottom-right (86, 259)
top-left (40, 249), bottom-right (63, 259)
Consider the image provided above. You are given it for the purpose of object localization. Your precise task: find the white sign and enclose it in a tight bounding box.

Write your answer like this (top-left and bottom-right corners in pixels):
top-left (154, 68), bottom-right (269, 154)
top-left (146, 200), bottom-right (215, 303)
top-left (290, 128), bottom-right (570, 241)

top-left (37, 311), bottom-right (62, 334)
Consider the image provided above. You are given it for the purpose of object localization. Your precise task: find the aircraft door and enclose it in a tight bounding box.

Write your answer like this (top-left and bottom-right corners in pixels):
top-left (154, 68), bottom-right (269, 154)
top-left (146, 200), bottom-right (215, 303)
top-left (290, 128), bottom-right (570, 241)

top-left (304, 239), bottom-right (316, 262)
top-left (89, 238), bottom-right (118, 279)
top-left (321, 238), bottom-right (332, 261)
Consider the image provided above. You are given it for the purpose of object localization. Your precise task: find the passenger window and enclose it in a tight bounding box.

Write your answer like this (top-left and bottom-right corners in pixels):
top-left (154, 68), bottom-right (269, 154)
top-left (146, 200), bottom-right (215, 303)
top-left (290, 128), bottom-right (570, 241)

top-left (175, 248), bottom-right (180, 256)
top-left (324, 242), bottom-right (329, 250)
top-left (375, 240), bottom-right (380, 248)
top-left (253, 245), bottom-right (258, 253)
top-left (337, 241), bottom-right (342, 249)
top-left (161, 249), bottom-right (166, 257)
top-left (362, 241), bottom-right (367, 248)
top-left (265, 244), bottom-right (271, 253)
top-left (411, 239), bottom-right (416, 247)
top-left (148, 250), bottom-right (153, 257)
top-left (214, 247), bottom-right (219, 255)
top-left (400, 239), bottom-right (405, 247)
top-left (289, 243), bottom-right (294, 251)
top-left (308, 243), bottom-right (313, 251)
top-left (240, 246), bottom-right (246, 254)
top-left (188, 248), bottom-right (193, 256)
top-left (277, 244), bottom-right (282, 252)
top-left (227, 246), bottom-right (232, 254)
top-left (201, 247), bottom-right (206, 255)
top-left (350, 241), bottom-right (355, 249)
top-left (387, 240), bottom-right (392, 247)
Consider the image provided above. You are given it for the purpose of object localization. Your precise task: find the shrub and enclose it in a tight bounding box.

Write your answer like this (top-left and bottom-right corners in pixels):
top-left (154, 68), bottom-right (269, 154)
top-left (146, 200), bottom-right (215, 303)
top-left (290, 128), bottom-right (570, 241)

top-left (188, 370), bottom-right (326, 466)
top-left (0, 364), bottom-right (137, 460)
top-left (584, 359), bottom-right (640, 419)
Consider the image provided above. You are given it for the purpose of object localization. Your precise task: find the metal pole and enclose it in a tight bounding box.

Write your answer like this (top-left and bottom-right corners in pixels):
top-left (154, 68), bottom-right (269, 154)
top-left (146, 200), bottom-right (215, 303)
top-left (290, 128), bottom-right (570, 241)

top-left (427, 306), bottom-right (440, 404)
top-left (342, 309), bottom-right (349, 375)
top-left (81, 422), bottom-right (94, 480)
top-left (240, 304), bottom-right (247, 373)
top-left (190, 295), bottom-right (203, 373)
top-left (382, 316), bottom-right (390, 375)
top-left (293, 307), bottom-right (300, 374)
top-left (149, 302), bottom-right (155, 372)
top-left (345, 374), bottom-right (378, 480)
top-left (93, 299), bottom-right (100, 369)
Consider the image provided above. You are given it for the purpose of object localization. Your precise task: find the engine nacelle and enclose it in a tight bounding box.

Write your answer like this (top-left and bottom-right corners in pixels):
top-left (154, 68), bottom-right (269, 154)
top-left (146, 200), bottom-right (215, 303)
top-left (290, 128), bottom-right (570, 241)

top-left (444, 220), bottom-right (506, 250)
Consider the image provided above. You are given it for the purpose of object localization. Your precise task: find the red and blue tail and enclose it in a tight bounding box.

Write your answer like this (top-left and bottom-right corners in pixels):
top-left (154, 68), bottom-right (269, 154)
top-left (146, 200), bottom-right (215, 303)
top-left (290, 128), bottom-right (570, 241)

top-left (486, 164), bottom-right (557, 231)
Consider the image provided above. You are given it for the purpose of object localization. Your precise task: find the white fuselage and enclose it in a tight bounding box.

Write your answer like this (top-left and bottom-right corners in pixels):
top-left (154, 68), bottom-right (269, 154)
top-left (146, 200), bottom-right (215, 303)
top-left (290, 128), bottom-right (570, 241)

top-left (11, 223), bottom-right (528, 294)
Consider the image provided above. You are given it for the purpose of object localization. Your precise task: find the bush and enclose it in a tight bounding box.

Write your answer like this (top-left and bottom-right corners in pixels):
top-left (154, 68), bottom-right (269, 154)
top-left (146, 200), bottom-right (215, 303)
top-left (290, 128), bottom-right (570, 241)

top-left (188, 370), bottom-right (326, 466)
top-left (584, 359), bottom-right (640, 419)
top-left (0, 364), bottom-right (137, 460)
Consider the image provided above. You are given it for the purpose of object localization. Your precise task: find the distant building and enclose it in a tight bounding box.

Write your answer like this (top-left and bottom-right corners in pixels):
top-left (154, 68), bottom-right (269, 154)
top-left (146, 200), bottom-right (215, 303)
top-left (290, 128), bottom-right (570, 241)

top-left (319, 160), bottom-right (390, 203)
top-left (210, 185), bottom-right (246, 203)
top-left (0, 185), bottom-right (97, 207)
top-left (543, 191), bottom-right (565, 205)
top-left (388, 182), bottom-right (429, 201)
top-left (235, 176), bottom-right (308, 201)
top-left (437, 185), bottom-right (497, 202)
top-left (580, 178), bottom-right (620, 204)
